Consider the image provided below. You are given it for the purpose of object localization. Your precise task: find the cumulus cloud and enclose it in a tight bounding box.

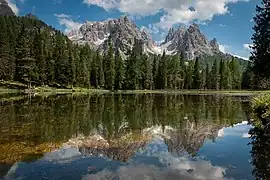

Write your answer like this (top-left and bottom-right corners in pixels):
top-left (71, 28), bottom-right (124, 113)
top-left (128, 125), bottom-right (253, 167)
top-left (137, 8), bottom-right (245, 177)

top-left (55, 14), bottom-right (83, 33)
top-left (243, 43), bottom-right (253, 51)
top-left (219, 44), bottom-right (229, 53)
top-left (6, 0), bottom-right (19, 15)
top-left (83, 0), bottom-right (251, 29)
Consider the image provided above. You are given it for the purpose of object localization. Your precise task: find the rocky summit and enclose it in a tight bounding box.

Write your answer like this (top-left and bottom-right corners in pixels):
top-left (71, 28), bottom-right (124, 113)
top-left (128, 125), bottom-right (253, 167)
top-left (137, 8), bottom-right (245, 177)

top-left (69, 16), bottom-right (221, 60)
top-left (0, 0), bottom-right (15, 16)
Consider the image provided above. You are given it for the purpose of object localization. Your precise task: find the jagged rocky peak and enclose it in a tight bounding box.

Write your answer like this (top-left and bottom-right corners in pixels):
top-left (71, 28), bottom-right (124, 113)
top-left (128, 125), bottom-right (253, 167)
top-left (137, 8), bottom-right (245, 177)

top-left (70, 15), bottom-right (154, 56)
top-left (210, 38), bottom-right (219, 52)
top-left (25, 13), bottom-right (38, 20)
top-left (69, 17), bottom-right (222, 60)
top-left (0, 0), bottom-right (15, 16)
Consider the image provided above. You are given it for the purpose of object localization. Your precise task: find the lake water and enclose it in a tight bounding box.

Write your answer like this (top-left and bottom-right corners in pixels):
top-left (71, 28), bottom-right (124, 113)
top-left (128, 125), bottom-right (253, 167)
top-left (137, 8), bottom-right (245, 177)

top-left (0, 93), bottom-right (267, 180)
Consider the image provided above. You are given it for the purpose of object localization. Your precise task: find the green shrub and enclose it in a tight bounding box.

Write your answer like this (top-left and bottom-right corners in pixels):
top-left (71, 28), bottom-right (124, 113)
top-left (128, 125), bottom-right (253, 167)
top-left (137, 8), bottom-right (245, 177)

top-left (252, 94), bottom-right (270, 125)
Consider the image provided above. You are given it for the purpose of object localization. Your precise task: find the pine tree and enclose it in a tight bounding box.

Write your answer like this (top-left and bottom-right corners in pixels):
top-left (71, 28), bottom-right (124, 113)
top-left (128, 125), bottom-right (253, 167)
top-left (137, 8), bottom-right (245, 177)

top-left (205, 64), bottom-right (211, 89)
top-left (184, 61), bottom-right (193, 89)
top-left (67, 41), bottom-right (76, 87)
top-left (90, 51), bottom-right (98, 88)
top-left (15, 24), bottom-right (37, 87)
top-left (142, 55), bottom-right (153, 90)
top-left (229, 58), bottom-right (241, 89)
top-left (242, 62), bottom-right (254, 89)
top-left (96, 51), bottom-right (105, 88)
top-left (115, 49), bottom-right (125, 90)
top-left (104, 38), bottom-right (115, 90)
top-left (125, 49), bottom-right (139, 90)
top-left (250, 0), bottom-right (270, 87)
top-left (152, 56), bottom-right (158, 89)
top-left (156, 51), bottom-right (168, 89)
top-left (192, 57), bottom-right (201, 89)
top-left (211, 59), bottom-right (219, 90)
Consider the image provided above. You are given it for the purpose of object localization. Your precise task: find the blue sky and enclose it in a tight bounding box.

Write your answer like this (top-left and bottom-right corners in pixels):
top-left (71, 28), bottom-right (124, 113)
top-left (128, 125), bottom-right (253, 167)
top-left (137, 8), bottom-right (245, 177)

top-left (7, 0), bottom-right (259, 59)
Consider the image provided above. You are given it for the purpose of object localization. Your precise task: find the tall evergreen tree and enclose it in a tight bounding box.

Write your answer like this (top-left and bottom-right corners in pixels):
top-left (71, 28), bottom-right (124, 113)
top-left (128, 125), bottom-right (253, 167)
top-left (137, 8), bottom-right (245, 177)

top-left (125, 49), bottom-right (139, 90)
top-left (184, 61), bottom-right (193, 89)
top-left (104, 38), bottom-right (115, 90)
top-left (192, 57), bottom-right (201, 89)
top-left (97, 51), bottom-right (105, 88)
top-left (229, 58), bottom-right (241, 89)
top-left (211, 59), bottom-right (219, 90)
top-left (156, 51), bottom-right (168, 89)
top-left (115, 49), bottom-right (125, 90)
top-left (152, 56), bottom-right (159, 89)
top-left (142, 55), bottom-right (153, 90)
top-left (250, 0), bottom-right (270, 87)
top-left (205, 64), bottom-right (211, 89)
top-left (15, 24), bottom-right (37, 87)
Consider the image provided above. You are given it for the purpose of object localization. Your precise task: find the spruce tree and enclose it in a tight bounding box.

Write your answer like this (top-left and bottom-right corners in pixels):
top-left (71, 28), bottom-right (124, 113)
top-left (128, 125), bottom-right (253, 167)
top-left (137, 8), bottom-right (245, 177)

top-left (115, 49), bottom-right (125, 90)
top-left (205, 64), bottom-right (211, 89)
top-left (104, 38), bottom-right (115, 90)
top-left (67, 41), bottom-right (76, 87)
top-left (184, 61), bottom-right (193, 89)
top-left (229, 58), bottom-right (241, 89)
top-left (192, 57), bottom-right (201, 89)
top-left (96, 51), bottom-right (105, 88)
top-left (90, 51), bottom-right (98, 88)
top-left (152, 56), bottom-right (158, 89)
top-left (125, 49), bottom-right (139, 90)
top-left (142, 55), bottom-right (153, 90)
top-left (156, 51), bottom-right (168, 89)
top-left (15, 24), bottom-right (37, 87)
top-left (211, 59), bottom-right (219, 90)
top-left (250, 0), bottom-right (270, 86)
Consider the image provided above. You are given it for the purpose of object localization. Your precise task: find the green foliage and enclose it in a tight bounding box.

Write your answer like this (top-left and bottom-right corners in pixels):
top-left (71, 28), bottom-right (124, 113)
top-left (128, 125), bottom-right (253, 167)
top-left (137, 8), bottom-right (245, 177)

top-left (250, 0), bottom-right (270, 86)
top-left (252, 94), bottom-right (270, 124)
top-left (0, 15), bottom-right (250, 90)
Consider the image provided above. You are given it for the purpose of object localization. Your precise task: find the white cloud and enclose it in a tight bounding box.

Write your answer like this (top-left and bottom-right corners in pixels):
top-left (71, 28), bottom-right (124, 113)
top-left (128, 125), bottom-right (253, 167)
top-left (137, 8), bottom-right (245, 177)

top-left (83, 0), bottom-right (251, 29)
top-left (6, 0), bottom-right (19, 15)
top-left (141, 24), bottom-right (161, 35)
top-left (243, 43), bottom-right (253, 51)
top-left (219, 24), bottom-right (226, 27)
top-left (219, 44), bottom-right (229, 53)
top-left (55, 14), bottom-right (83, 33)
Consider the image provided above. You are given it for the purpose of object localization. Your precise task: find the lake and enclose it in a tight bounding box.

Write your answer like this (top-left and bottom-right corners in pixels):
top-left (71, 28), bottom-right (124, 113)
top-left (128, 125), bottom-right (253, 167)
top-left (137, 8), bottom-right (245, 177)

top-left (0, 93), bottom-right (267, 180)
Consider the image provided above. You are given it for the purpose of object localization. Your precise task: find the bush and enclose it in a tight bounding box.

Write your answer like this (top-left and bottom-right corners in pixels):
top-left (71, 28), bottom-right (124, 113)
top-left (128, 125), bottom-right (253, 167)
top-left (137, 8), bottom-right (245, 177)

top-left (252, 94), bottom-right (270, 126)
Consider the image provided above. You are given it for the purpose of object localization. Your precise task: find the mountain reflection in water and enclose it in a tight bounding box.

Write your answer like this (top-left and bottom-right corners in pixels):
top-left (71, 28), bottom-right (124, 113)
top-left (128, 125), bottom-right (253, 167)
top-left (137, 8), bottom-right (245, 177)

top-left (0, 94), bottom-right (261, 180)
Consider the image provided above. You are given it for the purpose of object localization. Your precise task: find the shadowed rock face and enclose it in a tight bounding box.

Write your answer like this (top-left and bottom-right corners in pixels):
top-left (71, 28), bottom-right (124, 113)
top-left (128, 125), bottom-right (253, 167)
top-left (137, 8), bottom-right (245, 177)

top-left (0, 0), bottom-right (15, 16)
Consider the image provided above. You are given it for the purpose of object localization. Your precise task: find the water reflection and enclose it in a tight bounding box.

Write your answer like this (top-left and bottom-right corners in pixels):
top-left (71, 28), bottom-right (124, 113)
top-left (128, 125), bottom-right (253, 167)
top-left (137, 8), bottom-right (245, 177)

top-left (249, 126), bottom-right (270, 179)
top-left (0, 94), bottom-right (254, 179)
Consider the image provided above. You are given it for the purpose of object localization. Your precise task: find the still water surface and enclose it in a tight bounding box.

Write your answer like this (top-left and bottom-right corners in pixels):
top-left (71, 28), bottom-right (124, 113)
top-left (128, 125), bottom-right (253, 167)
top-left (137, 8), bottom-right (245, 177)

top-left (0, 94), bottom-right (267, 180)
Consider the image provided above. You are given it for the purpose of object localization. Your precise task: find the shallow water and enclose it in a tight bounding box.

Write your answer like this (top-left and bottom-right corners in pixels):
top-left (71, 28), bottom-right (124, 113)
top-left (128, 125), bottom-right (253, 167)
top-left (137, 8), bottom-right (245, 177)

top-left (0, 94), bottom-right (265, 180)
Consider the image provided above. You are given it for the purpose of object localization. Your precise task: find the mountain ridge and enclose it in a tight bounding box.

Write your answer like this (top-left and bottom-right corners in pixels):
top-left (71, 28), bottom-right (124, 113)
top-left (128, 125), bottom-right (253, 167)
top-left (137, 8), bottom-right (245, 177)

top-left (68, 16), bottom-right (225, 60)
top-left (0, 0), bottom-right (15, 16)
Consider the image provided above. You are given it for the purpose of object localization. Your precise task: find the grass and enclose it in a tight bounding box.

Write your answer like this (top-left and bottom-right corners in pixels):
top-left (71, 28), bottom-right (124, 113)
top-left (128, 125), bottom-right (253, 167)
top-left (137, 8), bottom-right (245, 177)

top-left (115, 89), bottom-right (270, 96)
top-left (2, 81), bottom-right (270, 96)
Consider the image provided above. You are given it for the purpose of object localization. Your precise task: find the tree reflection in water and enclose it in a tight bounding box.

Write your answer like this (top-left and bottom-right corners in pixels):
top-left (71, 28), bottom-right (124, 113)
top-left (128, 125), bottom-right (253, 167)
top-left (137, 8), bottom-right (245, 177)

top-left (249, 125), bottom-right (270, 180)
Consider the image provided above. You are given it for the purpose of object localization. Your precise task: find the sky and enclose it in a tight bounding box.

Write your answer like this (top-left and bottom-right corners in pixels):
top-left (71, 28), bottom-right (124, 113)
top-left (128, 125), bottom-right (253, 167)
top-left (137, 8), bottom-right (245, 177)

top-left (6, 0), bottom-right (259, 59)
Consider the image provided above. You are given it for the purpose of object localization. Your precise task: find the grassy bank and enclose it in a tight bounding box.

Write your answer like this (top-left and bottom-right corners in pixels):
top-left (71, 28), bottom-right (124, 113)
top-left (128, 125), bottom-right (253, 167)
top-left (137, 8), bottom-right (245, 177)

top-left (115, 89), bottom-right (270, 96)
top-left (1, 81), bottom-right (270, 96)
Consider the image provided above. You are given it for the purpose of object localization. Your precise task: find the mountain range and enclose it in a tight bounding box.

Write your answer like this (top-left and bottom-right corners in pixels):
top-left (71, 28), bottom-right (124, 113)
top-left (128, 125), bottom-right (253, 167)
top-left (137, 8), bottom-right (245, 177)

top-left (0, 2), bottom-right (242, 61)
top-left (68, 16), bottom-right (223, 60)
